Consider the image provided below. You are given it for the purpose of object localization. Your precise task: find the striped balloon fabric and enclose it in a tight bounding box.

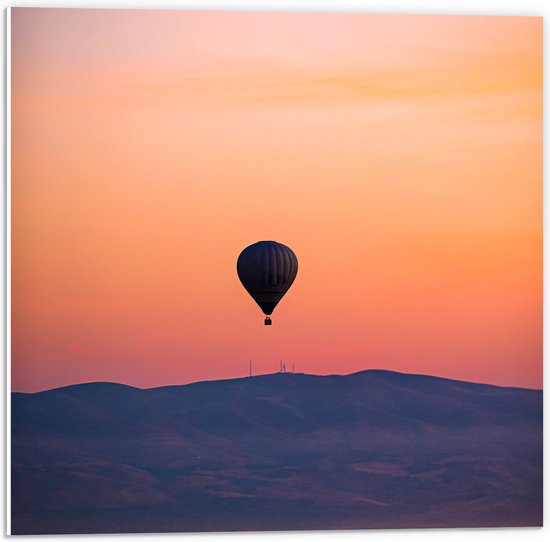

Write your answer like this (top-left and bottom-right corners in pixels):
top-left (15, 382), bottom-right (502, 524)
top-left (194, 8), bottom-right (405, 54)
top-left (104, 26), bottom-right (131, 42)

top-left (237, 240), bottom-right (298, 318)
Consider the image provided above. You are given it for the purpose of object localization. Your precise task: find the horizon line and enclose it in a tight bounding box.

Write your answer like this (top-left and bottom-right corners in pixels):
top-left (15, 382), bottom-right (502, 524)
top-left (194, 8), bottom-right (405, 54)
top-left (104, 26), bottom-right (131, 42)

top-left (11, 368), bottom-right (543, 395)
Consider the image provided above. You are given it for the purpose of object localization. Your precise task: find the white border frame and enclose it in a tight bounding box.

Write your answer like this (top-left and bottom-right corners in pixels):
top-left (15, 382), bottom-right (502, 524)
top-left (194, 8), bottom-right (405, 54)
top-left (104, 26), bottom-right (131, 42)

top-left (3, 5), bottom-right (10, 537)
top-left (2, 1), bottom-right (546, 541)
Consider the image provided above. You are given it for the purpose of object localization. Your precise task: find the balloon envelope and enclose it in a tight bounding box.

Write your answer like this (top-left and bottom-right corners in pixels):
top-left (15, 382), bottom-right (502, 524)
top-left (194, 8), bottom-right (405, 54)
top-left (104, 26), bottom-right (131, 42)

top-left (237, 241), bottom-right (298, 316)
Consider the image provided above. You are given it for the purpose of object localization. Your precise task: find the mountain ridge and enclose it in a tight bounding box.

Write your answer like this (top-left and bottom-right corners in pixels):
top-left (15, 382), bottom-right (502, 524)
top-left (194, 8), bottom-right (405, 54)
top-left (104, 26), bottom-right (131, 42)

top-left (12, 368), bottom-right (543, 396)
top-left (11, 367), bottom-right (542, 534)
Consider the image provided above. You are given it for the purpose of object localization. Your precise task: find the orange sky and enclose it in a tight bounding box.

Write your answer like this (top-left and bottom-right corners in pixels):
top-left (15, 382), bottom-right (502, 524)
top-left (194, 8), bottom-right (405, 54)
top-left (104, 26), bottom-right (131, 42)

top-left (11, 9), bottom-right (542, 392)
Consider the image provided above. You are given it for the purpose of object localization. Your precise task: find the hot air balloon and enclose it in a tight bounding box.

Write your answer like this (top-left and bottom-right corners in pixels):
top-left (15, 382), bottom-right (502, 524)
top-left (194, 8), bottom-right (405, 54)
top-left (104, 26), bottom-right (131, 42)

top-left (237, 240), bottom-right (298, 325)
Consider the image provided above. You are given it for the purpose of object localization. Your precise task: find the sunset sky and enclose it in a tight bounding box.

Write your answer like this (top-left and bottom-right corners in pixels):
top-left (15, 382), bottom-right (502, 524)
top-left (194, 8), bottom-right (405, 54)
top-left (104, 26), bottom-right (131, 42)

top-left (11, 9), bottom-right (542, 392)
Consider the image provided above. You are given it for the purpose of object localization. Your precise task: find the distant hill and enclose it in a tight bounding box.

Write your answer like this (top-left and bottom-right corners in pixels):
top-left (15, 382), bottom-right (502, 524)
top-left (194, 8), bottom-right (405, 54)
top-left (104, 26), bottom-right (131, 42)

top-left (11, 370), bottom-right (542, 534)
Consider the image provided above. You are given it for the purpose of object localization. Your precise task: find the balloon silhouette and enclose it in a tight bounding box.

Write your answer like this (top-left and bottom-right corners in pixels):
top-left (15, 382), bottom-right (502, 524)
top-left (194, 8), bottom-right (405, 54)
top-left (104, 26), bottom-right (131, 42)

top-left (237, 241), bottom-right (298, 325)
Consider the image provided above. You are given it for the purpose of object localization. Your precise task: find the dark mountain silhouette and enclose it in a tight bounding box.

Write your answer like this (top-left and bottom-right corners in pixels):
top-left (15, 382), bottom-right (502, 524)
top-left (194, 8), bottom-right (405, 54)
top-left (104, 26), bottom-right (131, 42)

top-left (11, 370), bottom-right (542, 534)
